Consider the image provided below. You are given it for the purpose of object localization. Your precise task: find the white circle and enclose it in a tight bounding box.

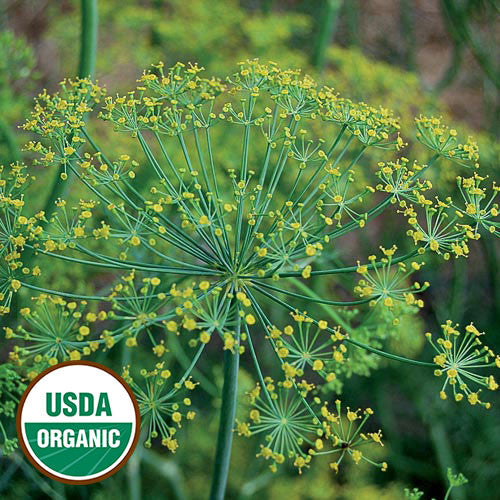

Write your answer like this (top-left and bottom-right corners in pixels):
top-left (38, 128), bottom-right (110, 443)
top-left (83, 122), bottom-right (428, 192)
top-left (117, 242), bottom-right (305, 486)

top-left (19, 363), bottom-right (139, 483)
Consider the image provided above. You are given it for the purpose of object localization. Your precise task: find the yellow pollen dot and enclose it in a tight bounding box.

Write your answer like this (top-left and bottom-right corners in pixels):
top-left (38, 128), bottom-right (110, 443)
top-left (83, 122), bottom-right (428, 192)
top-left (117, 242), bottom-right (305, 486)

top-left (199, 281), bottom-right (210, 290)
top-left (11, 280), bottom-right (21, 291)
top-left (79, 326), bottom-right (90, 336)
top-left (245, 314), bottom-right (256, 325)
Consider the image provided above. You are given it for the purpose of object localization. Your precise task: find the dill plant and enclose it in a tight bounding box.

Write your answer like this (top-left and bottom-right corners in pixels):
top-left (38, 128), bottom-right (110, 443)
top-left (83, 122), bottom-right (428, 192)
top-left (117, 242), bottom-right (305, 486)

top-left (1, 60), bottom-right (499, 496)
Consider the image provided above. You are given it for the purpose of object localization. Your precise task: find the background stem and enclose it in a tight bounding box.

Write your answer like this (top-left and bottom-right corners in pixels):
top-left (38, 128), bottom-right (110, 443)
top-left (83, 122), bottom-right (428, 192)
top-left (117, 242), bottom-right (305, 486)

top-left (3, 1), bottom-right (99, 326)
top-left (42, 0), bottom-right (98, 217)
top-left (78, 0), bottom-right (98, 78)
top-left (209, 347), bottom-right (240, 500)
top-left (400, 0), bottom-right (416, 70)
top-left (312, 0), bottom-right (342, 71)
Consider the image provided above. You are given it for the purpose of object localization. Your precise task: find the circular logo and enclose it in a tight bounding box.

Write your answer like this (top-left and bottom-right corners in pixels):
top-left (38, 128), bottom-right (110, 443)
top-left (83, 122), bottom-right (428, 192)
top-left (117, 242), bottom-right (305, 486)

top-left (17, 361), bottom-right (140, 484)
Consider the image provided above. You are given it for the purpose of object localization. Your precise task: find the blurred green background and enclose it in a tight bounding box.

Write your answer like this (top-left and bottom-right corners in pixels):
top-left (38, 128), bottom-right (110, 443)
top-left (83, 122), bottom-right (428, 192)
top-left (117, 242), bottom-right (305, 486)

top-left (0, 1), bottom-right (498, 499)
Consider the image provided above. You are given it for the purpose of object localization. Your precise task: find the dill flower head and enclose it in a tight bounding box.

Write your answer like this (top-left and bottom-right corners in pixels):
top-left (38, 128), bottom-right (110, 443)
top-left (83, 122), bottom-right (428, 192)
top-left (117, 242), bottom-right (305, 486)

top-left (355, 245), bottom-right (428, 309)
top-left (268, 312), bottom-right (344, 384)
top-left (240, 378), bottom-right (386, 474)
top-left (2, 60), bottom-right (498, 473)
top-left (415, 115), bottom-right (480, 168)
top-left (122, 363), bottom-right (197, 451)
top-left (427, 321), bottom-right (499, 408)
top-left (454, 173), bottom-right (499, 236)
top-left (5, 295), bottom-right (100, 378)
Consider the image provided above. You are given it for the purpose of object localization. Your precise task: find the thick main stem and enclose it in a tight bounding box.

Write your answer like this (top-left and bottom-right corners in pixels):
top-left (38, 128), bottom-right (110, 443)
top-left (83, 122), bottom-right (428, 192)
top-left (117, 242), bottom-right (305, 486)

top-left (209, 348), bottom-right (239, 500)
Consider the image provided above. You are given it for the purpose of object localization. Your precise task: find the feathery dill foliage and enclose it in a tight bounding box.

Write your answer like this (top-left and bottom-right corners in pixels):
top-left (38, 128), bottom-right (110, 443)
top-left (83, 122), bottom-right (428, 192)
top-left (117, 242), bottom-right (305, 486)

top-left (1, 60), bottom-right (498, 472)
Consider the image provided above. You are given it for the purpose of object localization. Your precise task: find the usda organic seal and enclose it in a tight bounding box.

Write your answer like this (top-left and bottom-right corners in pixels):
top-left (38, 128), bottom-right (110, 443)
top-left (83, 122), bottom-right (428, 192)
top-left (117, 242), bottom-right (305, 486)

top-left (17, 361), bottom-right (140, 484)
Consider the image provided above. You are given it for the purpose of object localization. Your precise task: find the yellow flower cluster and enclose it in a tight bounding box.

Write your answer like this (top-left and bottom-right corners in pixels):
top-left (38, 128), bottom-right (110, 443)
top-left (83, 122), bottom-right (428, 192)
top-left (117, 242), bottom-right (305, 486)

top-left (6, 59), bottom-right (497, 467)
top-left (355, 246), bottom-right (428, 311)
top-left (415, 115), bottom-right (479, 168)
top-left (5, 295), bottom-right (102, 377)
top-left (240, 379), bottom-right (387, 474)
top-left (427, 321), bottom-right (499, 408)
top-left (123, 362), bottom-right (197, 451)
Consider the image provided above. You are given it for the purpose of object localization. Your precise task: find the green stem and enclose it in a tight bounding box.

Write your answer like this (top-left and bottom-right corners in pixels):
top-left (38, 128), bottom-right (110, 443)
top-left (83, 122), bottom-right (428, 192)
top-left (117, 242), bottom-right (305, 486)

top-left (260, 0), bottom-right (273, 14)
top-left (150, 0), bottom-right (164, 47)
top-left (41, 0), bottom-right (98, 219)
top-left (78, 0), bottom-right (98, 78)
top-left (264, 248), bottom-right (419, 279)
top-left (433, 5), bottom-right (464, 95)
top-left (434, 42), bottom-right (463, 93)
top-left (209, 343), bottom-right (240, 499)
top-left (168, 334), bottom-right (218, 397)
top-left (345, 0), bottom-right (360, 47)
top-left (416, 392), bottom-right (466, 500)
top-left (121, 338), bottom-right (141, 500)
top-left (429, 422), bottom-right (464, 500)
top-left (400, 0), bottom-right (416, 70)
top-left (11, 452), bottom-right (65, 499)
top-left (127, 442), bottom-right (142, 500)
top-left (253, 279), bottom-right (371, 306)
top-left (312, 0), bottom-right (342, 70)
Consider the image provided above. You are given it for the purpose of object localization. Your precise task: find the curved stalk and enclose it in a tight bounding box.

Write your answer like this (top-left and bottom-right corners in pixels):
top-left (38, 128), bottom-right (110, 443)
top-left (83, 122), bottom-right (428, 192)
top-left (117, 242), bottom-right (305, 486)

top-left (168, 334), bottom-right (218, 398)
top-left (210, 324), bottom-right (240, 500)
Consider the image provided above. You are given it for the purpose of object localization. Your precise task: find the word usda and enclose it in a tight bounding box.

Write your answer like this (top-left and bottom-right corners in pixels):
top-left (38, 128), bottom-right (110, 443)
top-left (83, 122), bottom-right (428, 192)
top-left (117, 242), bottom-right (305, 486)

top-left (17, 361), bottom-right (140, 484)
